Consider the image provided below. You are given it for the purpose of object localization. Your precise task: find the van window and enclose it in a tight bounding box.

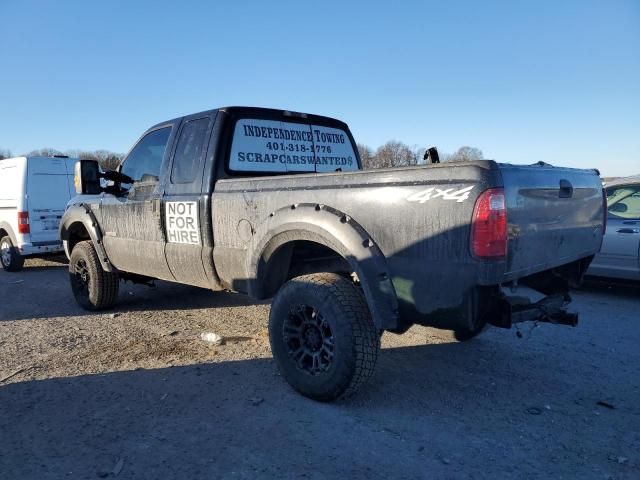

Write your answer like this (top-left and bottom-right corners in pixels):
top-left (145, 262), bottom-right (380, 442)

top-left (0, 165), bottom-right (19, 202)
top-left (228, 118), bottom-right (359, 173)
top-left (121, 127), bottom-right (171, 183)
top-left (171, 118), bottom-right (209, 184)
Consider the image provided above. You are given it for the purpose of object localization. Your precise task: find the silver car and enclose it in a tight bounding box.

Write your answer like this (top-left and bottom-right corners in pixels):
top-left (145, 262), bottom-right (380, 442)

top-left (588, 176), bottom-right (640, 280)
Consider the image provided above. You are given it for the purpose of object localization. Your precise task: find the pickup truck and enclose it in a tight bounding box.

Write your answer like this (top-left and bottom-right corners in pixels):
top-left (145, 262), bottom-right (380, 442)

top-left (60, 106), bottom-right (606, 401)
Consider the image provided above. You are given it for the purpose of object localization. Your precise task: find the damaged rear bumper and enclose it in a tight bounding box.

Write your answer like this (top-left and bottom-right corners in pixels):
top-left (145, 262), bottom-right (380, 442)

top-left (490, 286), bottom-right (578, 329)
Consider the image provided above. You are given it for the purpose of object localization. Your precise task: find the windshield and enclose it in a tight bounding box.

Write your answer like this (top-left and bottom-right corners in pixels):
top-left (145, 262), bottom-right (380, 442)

top-left (228, 118), bottom-right (359, 174)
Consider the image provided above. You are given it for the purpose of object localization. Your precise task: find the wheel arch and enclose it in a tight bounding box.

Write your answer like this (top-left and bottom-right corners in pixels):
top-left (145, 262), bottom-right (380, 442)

top-left (0, 221), bottom-right (18, 245)
top-left (59, 204), bottom-right (114, 272)
top-left (246, 204), bottom-right (399, 330)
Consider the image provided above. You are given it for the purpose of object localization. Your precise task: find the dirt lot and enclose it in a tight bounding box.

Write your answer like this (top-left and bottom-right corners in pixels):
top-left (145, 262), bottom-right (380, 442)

top-left (1, 257), bottom-right (638, 479)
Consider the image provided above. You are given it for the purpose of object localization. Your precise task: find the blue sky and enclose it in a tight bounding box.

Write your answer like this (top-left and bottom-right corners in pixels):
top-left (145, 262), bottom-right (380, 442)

top-left (1, 0), bottom-right (638, 176)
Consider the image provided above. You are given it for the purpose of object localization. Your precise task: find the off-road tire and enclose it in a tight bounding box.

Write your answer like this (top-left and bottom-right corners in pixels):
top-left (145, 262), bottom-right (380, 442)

top-left (0, 235), bottom-right (24, 272)
top-left (453, 288), bottom-right (488, 342)
top-left (269, 273), bottom-right (380, 402)
top-left (69, 241), bottom-right (119, 310)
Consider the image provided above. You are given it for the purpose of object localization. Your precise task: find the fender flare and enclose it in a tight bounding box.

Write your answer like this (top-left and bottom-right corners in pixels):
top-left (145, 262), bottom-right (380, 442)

top-left (59, 204), bottom-right (114, 272)
top-left (0, 221), bottom-right (18, 245)
top-left (246, 203), bottom-right (399, 330)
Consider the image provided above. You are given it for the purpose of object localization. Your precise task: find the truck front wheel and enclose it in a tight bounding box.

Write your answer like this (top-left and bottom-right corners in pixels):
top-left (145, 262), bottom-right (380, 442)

top-left (0, 236), bottom-right (24, 272)
top-left (69, 241), bottom-right (119, 310)
top-left (269, 273), bottom-right (380, 401)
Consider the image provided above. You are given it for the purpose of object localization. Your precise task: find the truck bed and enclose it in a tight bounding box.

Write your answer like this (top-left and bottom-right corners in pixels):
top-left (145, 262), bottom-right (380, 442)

top-left (211, 160), bottom-right (604, 326)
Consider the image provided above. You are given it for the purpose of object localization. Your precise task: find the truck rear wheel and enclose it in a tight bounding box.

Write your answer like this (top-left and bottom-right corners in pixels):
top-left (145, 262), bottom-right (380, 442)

top-left (69, 241), bottom-right (119, 310)
top-left (1, 236), bottom-right (24, 272)
top-left (453, 323), bottom-right (486, 341)
top-left (269, 273), bottom-right (380, 401)
top-left (453, 287), bottom-right (488, 341)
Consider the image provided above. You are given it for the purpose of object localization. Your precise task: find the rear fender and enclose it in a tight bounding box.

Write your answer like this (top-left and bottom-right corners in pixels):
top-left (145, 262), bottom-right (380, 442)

top-left (247, 203), bottom-right (399, 330)
top-left (59, 204), bottom-right (113, 272)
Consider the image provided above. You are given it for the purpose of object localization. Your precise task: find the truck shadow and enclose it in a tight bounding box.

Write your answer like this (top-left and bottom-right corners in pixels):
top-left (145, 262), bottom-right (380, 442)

top-left (580, 276), bottom-right (640, 298)
top-left (0, 334), bottom-right (625, 479)
top-left (0, 265), bottom-right (266, 322)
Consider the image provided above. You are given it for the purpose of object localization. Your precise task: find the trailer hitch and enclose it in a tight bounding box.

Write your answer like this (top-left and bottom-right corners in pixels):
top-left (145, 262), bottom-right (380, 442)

top-left (489, 291), bottom-right (579, 329)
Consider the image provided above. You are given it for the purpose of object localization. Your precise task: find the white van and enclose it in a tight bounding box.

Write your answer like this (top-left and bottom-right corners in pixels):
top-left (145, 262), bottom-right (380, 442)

top-left (0, 156), bottom-right (78, 271)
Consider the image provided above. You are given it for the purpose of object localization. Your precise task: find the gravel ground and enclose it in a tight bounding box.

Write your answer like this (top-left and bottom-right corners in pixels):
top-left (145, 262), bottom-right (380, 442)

top-left (1, 257), bottom-right (639, 479)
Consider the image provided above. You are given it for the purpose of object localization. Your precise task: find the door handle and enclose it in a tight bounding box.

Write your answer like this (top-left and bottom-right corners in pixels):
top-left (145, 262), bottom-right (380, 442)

top-left (559, 179), bottom-right (573, 198)
top-left (617, 228), bottom-right (640, 234)
top-left (146, 198), bottom-right (161, 215)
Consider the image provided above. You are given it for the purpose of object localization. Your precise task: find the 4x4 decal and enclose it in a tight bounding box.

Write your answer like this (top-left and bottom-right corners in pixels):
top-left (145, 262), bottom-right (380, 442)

top-left (406, 185), bottom-right (474, 203)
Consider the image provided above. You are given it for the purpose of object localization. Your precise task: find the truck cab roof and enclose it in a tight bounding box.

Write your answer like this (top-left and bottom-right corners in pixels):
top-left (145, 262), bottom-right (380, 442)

top-left (144, 106), bottom-right (350, 133)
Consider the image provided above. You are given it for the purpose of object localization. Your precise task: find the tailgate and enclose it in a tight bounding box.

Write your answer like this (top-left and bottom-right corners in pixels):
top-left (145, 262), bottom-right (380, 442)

top-left (500, 163), bottom-right (604, 278)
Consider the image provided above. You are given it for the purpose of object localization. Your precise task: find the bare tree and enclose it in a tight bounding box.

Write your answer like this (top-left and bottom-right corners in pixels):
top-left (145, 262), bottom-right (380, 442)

top-left (413, 146), bottom-right (427, 164)
top-left (64, 150), bottom-right (98, 161)
top-left (445, 146), bottom-right (483, 163)
top-left (64, 149), bottom-right (123, 170)
top-left (0, 148), bottom-right (12, 160)
top-left (364, 141), bottom-right (419, 169)
top-left (357, 143), bottom-right (375, 169)
top-left (94, 151), bottom-right (123, 171)
top-left (359, 141), bottom-right (433, 169)
top-left (21, 147), bottom-right (123, 170)
top-left (26, 148), bottom-right (65, 157)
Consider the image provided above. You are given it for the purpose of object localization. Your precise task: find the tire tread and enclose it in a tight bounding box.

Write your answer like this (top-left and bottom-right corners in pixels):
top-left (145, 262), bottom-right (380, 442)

top-left (0, 235), bottom-right (25, 272)
top-left (70, 241), bottom-right (119, 310)
top-left (272, 272), bottom-right (379, 401)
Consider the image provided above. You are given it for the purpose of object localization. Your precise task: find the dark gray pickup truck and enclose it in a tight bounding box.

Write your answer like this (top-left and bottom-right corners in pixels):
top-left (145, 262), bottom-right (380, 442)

top-left (61, 106), bottom-right (605, 401)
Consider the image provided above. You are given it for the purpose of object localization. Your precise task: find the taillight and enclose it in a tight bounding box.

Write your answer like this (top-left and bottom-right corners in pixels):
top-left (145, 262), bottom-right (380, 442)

top-left (18, 211), bottom-right (30, 234)
top-left (471, 188), bottom-right (507, 259)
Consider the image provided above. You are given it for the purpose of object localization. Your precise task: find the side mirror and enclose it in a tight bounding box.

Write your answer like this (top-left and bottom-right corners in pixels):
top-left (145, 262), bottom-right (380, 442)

top-left (74, 160), bottom-right (101, 194)
top-left (101, 169), bottom-right (134, 184)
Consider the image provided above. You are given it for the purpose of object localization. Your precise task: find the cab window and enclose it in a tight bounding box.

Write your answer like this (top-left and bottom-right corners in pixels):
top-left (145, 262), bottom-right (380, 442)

top-left (606, 185), bottom-right (640, 220)
top-left (121, 127), bottom-right (171, 183)
top-left (171, 118), bottom-right (210, 184)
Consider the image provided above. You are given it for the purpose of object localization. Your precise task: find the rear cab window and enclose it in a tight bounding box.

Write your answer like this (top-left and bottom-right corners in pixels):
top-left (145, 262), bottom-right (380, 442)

top-left (171, 117), bottom-right (210, 184)
top-left (228, 118), bottom-right (360, 174)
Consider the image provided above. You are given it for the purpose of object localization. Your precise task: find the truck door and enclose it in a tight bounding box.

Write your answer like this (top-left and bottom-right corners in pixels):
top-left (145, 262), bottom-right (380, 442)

top-left (163, 113), bottom-right (214, 288)
top-left (591, 184), bottom-right (640, 280)
top-left (101, 125), bottom-right (176, 280)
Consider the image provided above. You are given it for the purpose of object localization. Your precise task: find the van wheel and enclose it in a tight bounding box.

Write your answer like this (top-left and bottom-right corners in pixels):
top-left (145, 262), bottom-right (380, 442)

top-left (69, 241), bottom-right (119, 310)
top-left (269, 273), bottom-right (380, 402)
top-left (0, 236), bottom-right (24, 272)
